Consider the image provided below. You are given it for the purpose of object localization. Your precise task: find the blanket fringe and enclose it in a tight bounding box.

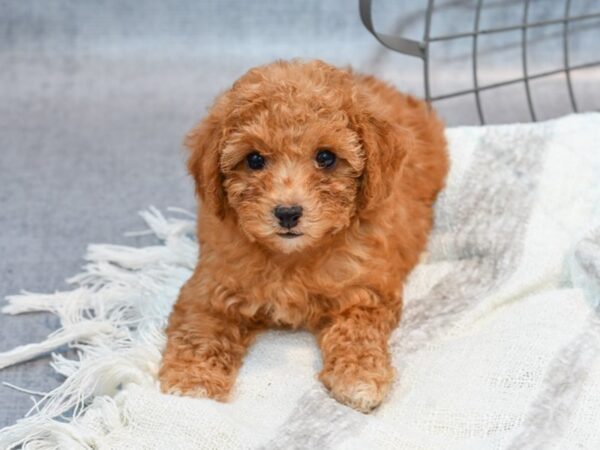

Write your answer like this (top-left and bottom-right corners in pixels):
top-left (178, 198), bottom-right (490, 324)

top-left (0, 207), bottom-right (195, 449)
top-left (0, 321), bottom-right (114, 370)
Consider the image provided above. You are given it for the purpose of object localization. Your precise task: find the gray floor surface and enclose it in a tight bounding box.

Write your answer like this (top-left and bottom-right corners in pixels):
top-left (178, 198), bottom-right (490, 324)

top-left (1, 0), bottom-right (598, 428)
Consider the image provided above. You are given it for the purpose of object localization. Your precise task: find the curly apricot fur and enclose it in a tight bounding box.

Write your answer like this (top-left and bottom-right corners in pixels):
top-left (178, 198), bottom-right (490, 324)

top-left (159, 60), bottom-right (448, 412)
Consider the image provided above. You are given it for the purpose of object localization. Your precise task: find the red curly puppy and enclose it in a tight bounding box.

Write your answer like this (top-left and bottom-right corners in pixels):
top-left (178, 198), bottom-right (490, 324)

top-left (159, 59), bottom-right (448, 412)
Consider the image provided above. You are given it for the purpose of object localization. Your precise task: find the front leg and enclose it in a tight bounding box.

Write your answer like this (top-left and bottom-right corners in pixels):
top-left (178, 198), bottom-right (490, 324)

top-left (159, 282), bottom-right (256, 401)
top-left (317, 304), bottom-right (397, 413)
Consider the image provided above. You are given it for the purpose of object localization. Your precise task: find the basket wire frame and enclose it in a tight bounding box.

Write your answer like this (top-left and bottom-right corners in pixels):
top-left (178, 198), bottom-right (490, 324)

top-left (359, 0), bottom-right (600, 124)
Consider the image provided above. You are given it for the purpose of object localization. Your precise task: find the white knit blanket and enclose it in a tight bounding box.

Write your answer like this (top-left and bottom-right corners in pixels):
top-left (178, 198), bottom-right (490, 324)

top-left (1, 113), bottom-right (600, 449)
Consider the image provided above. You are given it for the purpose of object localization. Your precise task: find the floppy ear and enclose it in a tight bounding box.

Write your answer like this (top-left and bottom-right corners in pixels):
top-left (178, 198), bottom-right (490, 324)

top-left (185, 113), bottom-right (228, 219)
top-left (351, 104), bottom-right (411, 214)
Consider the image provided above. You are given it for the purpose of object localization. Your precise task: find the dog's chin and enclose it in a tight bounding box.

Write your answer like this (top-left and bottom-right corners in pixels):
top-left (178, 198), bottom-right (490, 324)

top-left (240, 218), bottom-right (346, 255)
top-left (268, 232), bottom-right (310, 254)
top-left (243, 227), bottom-right (317, 254)
top-left (248, 221), bottom-right (350, 254)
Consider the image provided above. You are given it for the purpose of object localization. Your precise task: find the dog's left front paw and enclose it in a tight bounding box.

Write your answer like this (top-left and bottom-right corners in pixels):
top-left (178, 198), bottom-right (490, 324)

top-left (319, 363), bottom-right (394, 413)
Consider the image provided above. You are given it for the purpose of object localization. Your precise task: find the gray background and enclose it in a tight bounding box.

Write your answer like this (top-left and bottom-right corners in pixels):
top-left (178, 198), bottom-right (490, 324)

top-left (1, 0), bottom-right (598, 428)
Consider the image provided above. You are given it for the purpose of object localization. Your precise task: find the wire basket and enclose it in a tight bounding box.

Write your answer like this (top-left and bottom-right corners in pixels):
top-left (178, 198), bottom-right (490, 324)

top-left (360, 0), bottom-right (600, 124)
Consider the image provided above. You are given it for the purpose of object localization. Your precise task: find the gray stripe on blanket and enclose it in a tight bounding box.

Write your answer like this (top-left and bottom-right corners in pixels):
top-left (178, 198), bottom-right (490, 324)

top-left (392, 126), bottom-right (548, 356)
top-left (507, 316), bottom-right (600, 450)
top-left (258, 385), bottom-right (366, 450)
top-left (574, 228), bottom-right (600, 301)
top-left (260, 126), bottom-right (549, 450)
top-left (508, 227), bottom-right (600, 448)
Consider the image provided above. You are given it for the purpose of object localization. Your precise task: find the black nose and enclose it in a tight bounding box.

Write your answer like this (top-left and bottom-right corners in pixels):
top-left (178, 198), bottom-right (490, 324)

top-left (273, 205), bottom-right (303, 229)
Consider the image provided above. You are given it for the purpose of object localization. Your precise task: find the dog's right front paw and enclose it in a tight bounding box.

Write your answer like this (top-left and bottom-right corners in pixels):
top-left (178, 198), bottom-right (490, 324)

top-left (162, 383), bottom-right (209, 399)
top-left (158, 361), bottom-right (232, 401)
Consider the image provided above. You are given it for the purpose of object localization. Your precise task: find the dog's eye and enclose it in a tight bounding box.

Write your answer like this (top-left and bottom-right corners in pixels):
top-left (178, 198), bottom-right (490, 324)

top-left (246, 151), bottom-right (266, 170)
top-left (315, 149), bottom-right (336, 169)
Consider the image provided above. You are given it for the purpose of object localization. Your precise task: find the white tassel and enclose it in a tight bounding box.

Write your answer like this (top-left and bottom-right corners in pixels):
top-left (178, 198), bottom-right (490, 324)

top-left (2, 289), bottom-right (89, 315)
top-left (0, 321), bottom-right (114, 370)
top-left (0, 208), bottom-right (195, 449)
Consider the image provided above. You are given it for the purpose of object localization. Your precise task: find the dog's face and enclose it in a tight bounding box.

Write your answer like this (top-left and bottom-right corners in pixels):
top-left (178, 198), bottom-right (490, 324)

top-left (218, 101), bottom-right (364, 254)
top-left (187, 60), bottom-right (407, 254)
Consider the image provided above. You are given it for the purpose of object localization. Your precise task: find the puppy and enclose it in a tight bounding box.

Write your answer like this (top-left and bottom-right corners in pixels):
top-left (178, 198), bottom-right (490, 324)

top-left (159, 59), bottom-right (448, 412)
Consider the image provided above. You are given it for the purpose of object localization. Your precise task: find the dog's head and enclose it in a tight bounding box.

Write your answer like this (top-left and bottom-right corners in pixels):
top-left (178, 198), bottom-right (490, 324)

top-left (187, 60), bottom-right (408, 254)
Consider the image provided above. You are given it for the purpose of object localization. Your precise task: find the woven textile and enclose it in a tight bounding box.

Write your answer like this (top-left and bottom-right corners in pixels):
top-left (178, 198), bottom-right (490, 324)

top-left (1, 114), bottom-right (600, 449)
